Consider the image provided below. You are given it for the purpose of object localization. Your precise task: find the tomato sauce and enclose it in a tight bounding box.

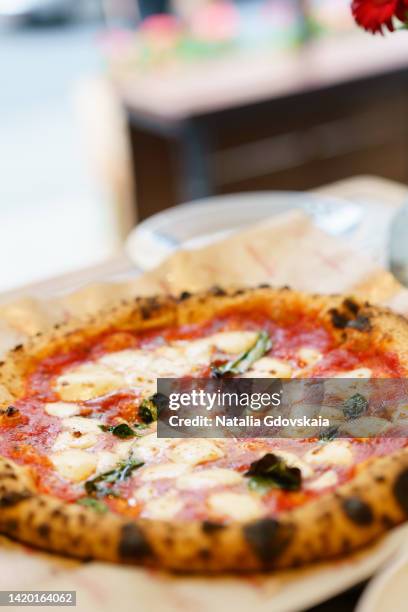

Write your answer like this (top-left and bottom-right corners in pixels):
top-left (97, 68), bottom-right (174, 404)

top-left (0, 311), bottom-right (406, 518)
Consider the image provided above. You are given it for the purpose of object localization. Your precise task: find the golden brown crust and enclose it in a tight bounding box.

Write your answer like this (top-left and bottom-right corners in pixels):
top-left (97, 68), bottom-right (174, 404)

top-left (0, 285), bottom-right (408, 572)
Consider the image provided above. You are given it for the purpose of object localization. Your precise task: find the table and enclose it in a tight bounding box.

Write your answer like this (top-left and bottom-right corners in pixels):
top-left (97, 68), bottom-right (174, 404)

top-left (112, 33), bottom-right (408, 220)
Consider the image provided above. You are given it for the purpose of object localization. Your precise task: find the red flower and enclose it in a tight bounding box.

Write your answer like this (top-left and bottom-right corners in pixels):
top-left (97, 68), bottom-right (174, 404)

top-left (351, 0), bottom-right (398, 34)
top-left (396, 0), bottom-right (408, 21)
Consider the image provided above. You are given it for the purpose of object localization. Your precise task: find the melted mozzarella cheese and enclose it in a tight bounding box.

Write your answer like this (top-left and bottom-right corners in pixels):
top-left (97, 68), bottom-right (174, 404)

top-left (140, 462), bottom-right (190, 482)
top-left (53, 431), bottom-right (98, 451)
top-left (334, 368), bottom-right (372, 379)
top-left (143, 492), bottom-right (184, 520)
top-left (297, 347), bottom-right (323, 367)
top-left (307, 470), bottom-right (338, 490)
top-left (209, 331), bottom-right (257, 354)
top-left (342, 416), bottom-right (390, 437)
top-left (304, 441), bottom-right (353, 467)
top-left (62, 416), bottom-right (102, 434)
top-left (133, 434), bottom-right (172, 461)
top-left (51, 449), bottom-right (97, 482)
top-left (96, 451), bottom-right (120, 473)
top-left (55, 364), bottom-right (125, 401)
top-left (208, 492), bottom-right (263, 521)
top-left (44, 402), bottom-right (81, 418)
top-left (273, 450), bottom-right (314, 479)
top-left (244, 357), bottom-right (292, 378)
top-left (132, 483), bottom-right (157, 503)
top-left (176, 468), bottom-right (242, 490)
top-left (168, 439), bottom-right (224, 465)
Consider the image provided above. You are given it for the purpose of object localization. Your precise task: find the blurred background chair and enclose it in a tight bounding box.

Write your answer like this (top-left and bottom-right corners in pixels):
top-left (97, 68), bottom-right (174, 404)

top-left (75, 76), bottom-right (137, 242)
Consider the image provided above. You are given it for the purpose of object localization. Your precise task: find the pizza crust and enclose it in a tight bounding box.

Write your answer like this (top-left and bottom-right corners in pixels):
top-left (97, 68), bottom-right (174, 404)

top-left (0, 285), bottom-right (408, 571)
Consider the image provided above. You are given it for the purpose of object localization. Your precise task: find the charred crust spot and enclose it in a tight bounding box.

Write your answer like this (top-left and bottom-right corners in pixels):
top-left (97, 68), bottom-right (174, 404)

top-left (330, 309), bottom-right (348, 329)
top-left (78, 514), bottom-right (87, 527)
top-left (258, 283), bottom-right (270, 289)
top-left (348, 315), bottom-right (371, 332)
top-left (140, 297), bottom-right (162, 320)
top-left (381, 514), bottom-right (394, 528)
top-left (393, 468), bottom-right (408, 515)
top-left (341, 537), bottom-right (351, 553)
top-left (375, 475), bottom-right (386, 484)
top-left (201, 521), bottom-right (225, 534)
top-left (0, 490), bottom-right (32, 508)
top-left (37, 524), bottom-right (50, 539)
top-left (3, 406), bottom-right (18, 417)
top-left (199, 548), bottom-right (211, 560)
top-left (118, 523), bottom-right (152, 561)
top-left (12, 344), bottom-right (23, 352)
top-left (243, 519), bottom-right (294, 566)
top-left (343, 298), bottom-right (360, 315)
top-left (4, 519), bottom-right (18, 533)
top-left (210, 286), bottom-right (226, 297)
top-left (330, 307), bottom-right (371, 332)
top-left (234, 289), bottom-right (245, 296)
top-left (342, 497), bottom-right (374, 526)
top-left (178, 291), bottom-right (192, 301)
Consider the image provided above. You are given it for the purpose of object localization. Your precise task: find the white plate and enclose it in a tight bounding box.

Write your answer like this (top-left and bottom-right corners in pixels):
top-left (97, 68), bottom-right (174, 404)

top-left (126, 192), bottom-right (362, 271)
top-left (356, 545), bottom-right (408, 612)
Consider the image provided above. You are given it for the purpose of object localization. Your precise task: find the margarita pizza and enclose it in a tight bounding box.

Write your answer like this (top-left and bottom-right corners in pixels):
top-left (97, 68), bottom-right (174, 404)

top-left (0, 286), bottom-right (407, 571)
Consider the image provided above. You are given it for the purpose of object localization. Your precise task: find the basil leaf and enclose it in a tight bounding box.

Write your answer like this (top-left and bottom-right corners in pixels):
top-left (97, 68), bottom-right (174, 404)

top-left (77, 497), bottom-right (108, 514)
top-left (247, 476), bottom-right (277, 496)
top-left (100, 423), bottom-right (148, 437)
top-left (319, 425), bottom-right (339, 442)
top-left (85, 456), bottom-right (144, 498)
top-left (212, 331), bottom-right (272, 377)
top-left (138, 393), bottom-right (167, 424)
top-left (244, 453), bottom-right (301, 492)
top-left (343, 393), bottom-right (368, 420)
top-left (108, 424), bottom-right (136, 438)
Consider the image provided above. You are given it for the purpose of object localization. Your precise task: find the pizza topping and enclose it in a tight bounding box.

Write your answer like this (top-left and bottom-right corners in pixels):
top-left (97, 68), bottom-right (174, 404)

top-left (209, 331), bottom-right (258, 354)
top-left (55, 364), bottom-right (125, 401)
top-left (297, 347), bottom-right (323, 368)
top-left (44, 402), bottom-right (81, 418)
top-left (208, 492), bottom-right (263, 521)
top-left (304, 441), bottom-right (353, 467)
top-left (140, 462), bottom-right (190, 481)
top-left (53, 430), bottom-right (99, 451)
top-left (85, 455), bottom-right (144, 497)
top-left (318, 425), bottom-right (340, 442)
top-left (138, 393), bottom-right (167, 424)
top-left (243, 357), bottom-right (292, 378)
top-left (101, 423), bottom-right (141, 438)
top-left (211, 331), bottom-right (272, 377)
top-left (97, 451), bottom-right (122, 473)
top-left (342, 416), bottom-right (390, 437)
top-left (133, 434), bottom-right (172, 461)
top-left (51, 449), bottom-right (98, 482)
top-left (77, 497), bottom-right (109, 513)
top-left (335, 368), bottom-right (372, 379)
top-left (245, 453), bottom-right (302, 493)
top-left (168, 439), bottom-right (225, 465)
top-left (306, 470), bottom-right (338, 490)
top-left (143, 492), bottom-right (184, 520)
top-left (176, 468), bottom-right (243, 490)
top-left (343, 393), bottom-right (368, 420)
top-left (62, 416), bottom-right (102, 434)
